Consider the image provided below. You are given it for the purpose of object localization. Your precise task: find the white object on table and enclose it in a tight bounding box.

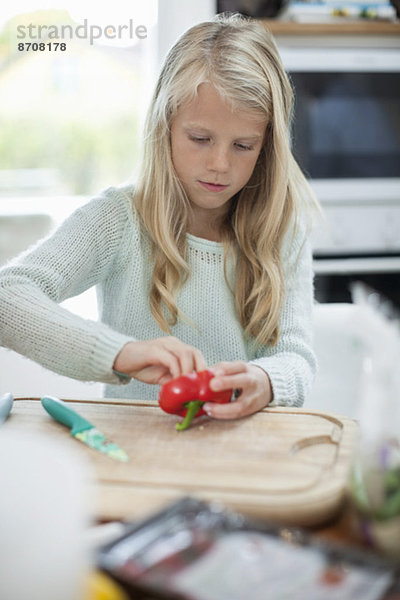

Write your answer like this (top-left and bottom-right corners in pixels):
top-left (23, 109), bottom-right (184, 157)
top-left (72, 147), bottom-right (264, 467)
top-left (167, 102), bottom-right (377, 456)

top-left (0, 427), bottom-right (93, 600)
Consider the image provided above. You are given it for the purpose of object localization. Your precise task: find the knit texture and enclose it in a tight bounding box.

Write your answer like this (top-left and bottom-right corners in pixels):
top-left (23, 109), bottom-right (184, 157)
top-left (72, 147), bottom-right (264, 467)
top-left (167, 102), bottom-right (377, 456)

top-left (0, 184), bottom-right (316, 406)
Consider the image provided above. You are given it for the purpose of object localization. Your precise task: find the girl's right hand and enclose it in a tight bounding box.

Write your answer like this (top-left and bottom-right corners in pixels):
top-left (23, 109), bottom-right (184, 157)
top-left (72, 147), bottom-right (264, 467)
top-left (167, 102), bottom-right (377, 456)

top-left (113, 337), bottom-right (207, 386)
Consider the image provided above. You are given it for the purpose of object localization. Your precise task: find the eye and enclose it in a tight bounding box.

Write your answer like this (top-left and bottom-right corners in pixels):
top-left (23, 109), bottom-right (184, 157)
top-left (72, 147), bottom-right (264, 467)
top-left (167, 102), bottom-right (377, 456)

top-left (189, 135), bottom-right (210, 144)
top-left (235, 142), bottom-right (254, 151)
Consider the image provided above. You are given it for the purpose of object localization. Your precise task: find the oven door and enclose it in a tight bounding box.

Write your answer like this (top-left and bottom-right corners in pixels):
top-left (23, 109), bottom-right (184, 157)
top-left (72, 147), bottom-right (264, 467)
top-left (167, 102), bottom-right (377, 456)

top-left (281, 48), bottom-right (400, 181)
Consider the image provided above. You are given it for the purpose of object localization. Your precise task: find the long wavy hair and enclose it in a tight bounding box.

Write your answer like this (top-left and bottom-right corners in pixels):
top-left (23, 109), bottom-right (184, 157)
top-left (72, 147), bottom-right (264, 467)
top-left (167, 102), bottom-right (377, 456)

top-left (133, 13), bottom-right (316, 347)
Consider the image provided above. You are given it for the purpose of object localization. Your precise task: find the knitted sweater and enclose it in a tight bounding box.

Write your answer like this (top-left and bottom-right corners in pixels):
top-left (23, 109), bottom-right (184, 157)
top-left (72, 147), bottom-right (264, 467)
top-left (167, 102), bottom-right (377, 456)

top-left (0, 184), bottom-right (316, 405)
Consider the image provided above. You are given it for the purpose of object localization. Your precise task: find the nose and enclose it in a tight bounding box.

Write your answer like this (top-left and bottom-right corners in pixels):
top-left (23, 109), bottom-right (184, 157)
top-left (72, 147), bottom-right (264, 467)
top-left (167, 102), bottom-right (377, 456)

top-left (206, 144), bottom-right (230, 173)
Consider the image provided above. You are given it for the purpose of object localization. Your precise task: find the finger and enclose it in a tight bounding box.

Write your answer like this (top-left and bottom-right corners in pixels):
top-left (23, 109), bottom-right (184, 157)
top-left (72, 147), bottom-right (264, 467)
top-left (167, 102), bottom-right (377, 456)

top-left (175, 348), bottom-right (194, 375)
top-left (158, 372), bottom-right (174, 385)
top-left (151, 347), bottom-right (181, 379)
top-left (211, 361), bottom-right (247, 377)
top-left (162, 337), bottom-right (206, 374)
top-left (179, 352), bottom-right (207, 375)
top-left (203, 396), bottom-right (254, 420)
top-left (210, 371), bottom-right (253, 393)
top-left (193, 349), bottom-right (207, 372)
top-left (132, 365), bottom-right (170, 384)
top-left (153, 338), bottom-right (191, 377)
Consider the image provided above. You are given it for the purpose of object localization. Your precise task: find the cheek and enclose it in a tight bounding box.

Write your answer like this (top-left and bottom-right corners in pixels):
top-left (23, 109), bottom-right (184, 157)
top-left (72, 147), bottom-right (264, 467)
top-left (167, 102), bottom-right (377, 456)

top-left (171, 138), bottom-right (186, 179)
top-left (173, 143), bottom-right (199, 181)
top-left (235, 154), bottom-right (260, 184)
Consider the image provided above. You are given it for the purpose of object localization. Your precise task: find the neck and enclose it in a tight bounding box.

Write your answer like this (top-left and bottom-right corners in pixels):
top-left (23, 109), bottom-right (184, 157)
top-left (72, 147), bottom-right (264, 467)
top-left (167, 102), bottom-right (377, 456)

top-left (188, 222), bottom-right (223, 242)
top-left (188, 208), bottom-right (229, 242)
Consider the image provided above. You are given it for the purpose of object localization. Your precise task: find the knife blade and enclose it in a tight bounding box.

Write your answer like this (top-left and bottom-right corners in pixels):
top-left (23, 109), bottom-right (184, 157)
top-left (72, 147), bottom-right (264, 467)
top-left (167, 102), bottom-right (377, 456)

top-left (0, 392), bottom-right (13, 423)
top-left (41, 396), bottom-right (129, 462)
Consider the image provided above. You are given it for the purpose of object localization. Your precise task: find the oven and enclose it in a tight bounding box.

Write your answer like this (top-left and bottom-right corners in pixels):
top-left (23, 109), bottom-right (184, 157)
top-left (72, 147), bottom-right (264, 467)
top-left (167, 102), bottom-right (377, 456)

top-left (278, 39), bottom-right (400, 306)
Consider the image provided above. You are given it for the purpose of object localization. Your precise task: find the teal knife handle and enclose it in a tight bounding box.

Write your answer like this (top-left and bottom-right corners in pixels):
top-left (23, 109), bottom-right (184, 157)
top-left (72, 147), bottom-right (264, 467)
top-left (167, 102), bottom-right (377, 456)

top-left (41, 396), bottom-right (93, 436)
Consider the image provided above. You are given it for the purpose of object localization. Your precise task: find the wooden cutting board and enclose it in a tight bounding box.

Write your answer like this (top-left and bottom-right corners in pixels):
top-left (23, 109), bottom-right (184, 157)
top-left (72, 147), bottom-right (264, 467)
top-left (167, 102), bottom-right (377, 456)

top-left (7, 398), bottom-right (359, 527)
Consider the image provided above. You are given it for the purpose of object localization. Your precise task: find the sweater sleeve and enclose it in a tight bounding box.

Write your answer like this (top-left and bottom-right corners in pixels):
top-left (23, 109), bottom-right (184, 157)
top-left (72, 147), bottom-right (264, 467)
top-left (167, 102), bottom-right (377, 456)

top-left (250, 225), bottom-right (317, 407)
top-left (0, 186), bottom-right (135, 383)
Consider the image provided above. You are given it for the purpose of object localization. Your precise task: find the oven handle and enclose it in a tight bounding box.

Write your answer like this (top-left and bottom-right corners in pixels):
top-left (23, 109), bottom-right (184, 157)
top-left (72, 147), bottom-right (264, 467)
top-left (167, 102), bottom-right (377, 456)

top-left (313, 256), bottom-right (400, 275)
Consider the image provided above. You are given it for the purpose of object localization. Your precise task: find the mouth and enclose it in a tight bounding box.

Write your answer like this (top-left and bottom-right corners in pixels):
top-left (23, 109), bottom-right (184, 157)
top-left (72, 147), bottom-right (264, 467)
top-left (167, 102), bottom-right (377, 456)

top-left (198, 181), bottom-right (229, 192)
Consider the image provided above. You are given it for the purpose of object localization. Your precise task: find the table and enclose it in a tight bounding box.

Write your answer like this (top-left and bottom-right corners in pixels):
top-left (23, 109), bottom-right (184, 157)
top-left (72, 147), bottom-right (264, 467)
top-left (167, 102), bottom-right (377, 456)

top-left (5, 398), bottom-right (399, 599)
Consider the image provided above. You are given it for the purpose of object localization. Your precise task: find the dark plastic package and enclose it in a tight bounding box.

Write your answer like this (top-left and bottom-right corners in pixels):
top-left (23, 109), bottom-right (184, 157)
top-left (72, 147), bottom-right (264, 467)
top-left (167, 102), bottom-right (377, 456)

top-left (98, 497), bottom-right (400, 600)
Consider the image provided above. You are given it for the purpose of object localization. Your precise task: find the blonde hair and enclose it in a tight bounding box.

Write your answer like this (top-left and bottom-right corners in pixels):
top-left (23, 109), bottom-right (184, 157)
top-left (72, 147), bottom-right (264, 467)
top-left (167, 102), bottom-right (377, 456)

top-left (133, 13), bottom-right (317, 346)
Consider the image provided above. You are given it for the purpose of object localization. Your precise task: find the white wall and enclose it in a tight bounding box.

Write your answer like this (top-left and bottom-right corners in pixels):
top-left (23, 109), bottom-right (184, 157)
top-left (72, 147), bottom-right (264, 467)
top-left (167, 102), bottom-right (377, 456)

top-left (0, 289), bottom-right (103, 399)
top-left (157, 0), bottom-right (216, 68)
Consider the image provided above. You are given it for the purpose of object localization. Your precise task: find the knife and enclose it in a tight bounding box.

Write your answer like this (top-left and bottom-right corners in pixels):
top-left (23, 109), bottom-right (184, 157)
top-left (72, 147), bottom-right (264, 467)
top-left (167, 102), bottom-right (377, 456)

top-left (0, 392), bottom-right (13, 423)
top-left (41, 396), bottom-right (129, 462)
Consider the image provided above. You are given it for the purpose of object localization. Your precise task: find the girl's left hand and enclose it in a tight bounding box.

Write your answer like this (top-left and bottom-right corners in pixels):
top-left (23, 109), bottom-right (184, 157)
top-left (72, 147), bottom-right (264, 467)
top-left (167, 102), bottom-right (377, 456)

top-left (204, 361), bottom-right (273, 419)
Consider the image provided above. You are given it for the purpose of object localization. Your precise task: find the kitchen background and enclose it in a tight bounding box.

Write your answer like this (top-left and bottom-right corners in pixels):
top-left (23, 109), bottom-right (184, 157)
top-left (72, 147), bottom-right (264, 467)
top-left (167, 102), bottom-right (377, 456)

top-left (0, 0), bottom-right (399, 404)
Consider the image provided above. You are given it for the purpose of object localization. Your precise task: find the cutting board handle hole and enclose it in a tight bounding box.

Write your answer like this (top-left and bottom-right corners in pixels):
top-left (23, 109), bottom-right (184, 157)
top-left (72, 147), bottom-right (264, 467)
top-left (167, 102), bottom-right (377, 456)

top-left (291, 434), bottom-right (339, 455)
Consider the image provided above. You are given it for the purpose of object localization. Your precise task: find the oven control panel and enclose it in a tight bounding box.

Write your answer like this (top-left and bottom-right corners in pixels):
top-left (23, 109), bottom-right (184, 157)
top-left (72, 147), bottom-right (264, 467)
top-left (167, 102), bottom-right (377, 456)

top-left (312, 203), bottom-right (400, 254)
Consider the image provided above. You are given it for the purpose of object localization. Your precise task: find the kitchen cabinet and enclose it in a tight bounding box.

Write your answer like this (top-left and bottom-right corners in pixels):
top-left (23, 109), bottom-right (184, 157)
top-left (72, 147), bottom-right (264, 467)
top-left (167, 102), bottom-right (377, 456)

top-left (260, 20), bottom-right (400, 36)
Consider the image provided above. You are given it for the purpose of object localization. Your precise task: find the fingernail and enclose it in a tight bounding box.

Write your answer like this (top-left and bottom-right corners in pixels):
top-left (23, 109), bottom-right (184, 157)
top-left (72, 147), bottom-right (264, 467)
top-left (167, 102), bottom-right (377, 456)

top-left (203, 404), bottom-right (213, 416)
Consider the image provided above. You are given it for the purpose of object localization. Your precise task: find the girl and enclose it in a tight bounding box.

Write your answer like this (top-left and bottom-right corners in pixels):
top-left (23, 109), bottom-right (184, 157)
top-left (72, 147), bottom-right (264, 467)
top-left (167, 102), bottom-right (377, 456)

top-left (0, 14), bottom-right (318, 420)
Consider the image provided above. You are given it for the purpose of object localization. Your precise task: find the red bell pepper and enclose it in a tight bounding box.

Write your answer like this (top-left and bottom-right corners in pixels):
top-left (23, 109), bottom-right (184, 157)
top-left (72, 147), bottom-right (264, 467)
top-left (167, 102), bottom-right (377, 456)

top-left (158, 369), bottom-right (233, 431)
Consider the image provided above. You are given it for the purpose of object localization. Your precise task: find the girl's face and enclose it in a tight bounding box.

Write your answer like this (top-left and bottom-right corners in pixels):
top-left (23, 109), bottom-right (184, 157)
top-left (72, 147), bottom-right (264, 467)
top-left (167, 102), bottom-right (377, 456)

top-left (170, 83), bottom-right (267, 239)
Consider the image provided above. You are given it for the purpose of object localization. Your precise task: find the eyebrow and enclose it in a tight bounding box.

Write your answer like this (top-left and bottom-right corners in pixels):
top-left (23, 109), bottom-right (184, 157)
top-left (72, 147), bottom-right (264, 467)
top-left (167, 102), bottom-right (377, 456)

top-left (183, 124), bottom-right (263, 142)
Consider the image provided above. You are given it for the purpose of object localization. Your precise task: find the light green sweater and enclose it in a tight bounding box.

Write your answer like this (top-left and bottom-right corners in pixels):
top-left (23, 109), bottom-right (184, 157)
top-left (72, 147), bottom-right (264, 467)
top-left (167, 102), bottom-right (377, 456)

top-left (0, 185), bottom-right (316, 405)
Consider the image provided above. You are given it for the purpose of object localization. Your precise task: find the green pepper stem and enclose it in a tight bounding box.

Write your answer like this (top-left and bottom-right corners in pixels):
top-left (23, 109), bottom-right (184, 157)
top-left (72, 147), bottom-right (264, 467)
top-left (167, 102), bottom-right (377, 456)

top-left (176, 400), bottom-right (204, 431)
